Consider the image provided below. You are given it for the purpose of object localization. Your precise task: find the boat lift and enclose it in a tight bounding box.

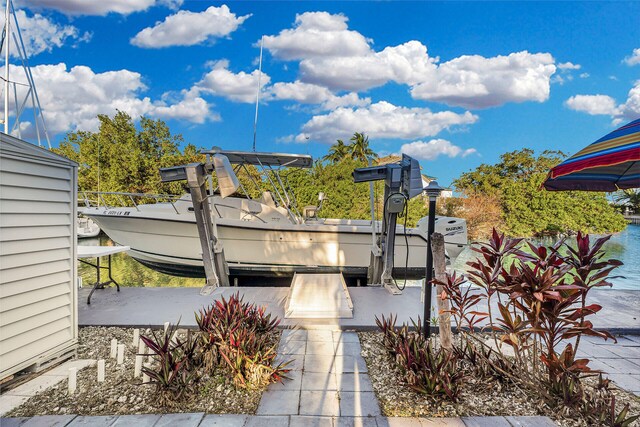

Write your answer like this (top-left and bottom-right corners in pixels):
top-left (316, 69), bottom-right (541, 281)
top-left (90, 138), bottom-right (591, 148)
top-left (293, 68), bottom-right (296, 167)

top-left (353, 154), bottom-right (424, 293)
top-left (159, 160), bottom-right (232, 292)
top-left (158, 149), bottom-right (314, 291)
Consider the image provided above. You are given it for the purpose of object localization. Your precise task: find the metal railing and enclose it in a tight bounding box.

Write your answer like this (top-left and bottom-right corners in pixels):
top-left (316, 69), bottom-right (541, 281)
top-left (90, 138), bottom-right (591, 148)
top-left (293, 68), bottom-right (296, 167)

top-left (80, 191), bottom-right (186, 214)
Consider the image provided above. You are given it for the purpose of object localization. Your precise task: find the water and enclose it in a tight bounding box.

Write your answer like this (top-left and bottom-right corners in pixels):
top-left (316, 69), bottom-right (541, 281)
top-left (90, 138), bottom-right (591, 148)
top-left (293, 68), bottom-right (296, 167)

top-left (451, 224), bottom-right (640, 290)
top-left (78, 236), bottom-right (203, 288)
top-left (79, 225), bottom-right (640, 290)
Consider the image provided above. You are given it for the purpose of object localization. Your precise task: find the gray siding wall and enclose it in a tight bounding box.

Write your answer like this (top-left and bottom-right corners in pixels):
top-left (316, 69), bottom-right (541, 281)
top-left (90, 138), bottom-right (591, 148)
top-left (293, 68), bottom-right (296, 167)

top-left (0, 138), bottom-right (78, 379)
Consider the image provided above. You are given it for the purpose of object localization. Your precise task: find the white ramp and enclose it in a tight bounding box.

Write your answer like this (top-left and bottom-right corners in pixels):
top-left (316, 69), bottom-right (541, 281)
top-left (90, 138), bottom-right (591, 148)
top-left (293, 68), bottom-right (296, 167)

top-left (285, 273), bottom-right (353, 319)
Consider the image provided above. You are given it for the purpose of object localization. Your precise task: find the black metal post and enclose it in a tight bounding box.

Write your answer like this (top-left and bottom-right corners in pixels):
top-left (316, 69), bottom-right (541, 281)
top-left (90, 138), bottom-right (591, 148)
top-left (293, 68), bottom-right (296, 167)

top-left (423, 196), bottom-right (437, 335)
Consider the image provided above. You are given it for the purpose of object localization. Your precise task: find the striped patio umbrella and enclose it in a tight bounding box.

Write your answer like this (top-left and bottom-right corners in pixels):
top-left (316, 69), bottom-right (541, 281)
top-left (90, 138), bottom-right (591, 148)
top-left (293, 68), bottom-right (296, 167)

top-left (543, 118), bottom-right (640, 191)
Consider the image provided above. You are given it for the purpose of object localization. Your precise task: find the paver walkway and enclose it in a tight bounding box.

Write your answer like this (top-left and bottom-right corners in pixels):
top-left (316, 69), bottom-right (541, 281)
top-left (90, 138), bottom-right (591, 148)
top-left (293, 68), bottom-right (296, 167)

top-left (0, 414), bottom-right (558, 426)
top-left (578, 335), bottom-right (640, 395)
top-left (258, 329), bottom-right (378, 418)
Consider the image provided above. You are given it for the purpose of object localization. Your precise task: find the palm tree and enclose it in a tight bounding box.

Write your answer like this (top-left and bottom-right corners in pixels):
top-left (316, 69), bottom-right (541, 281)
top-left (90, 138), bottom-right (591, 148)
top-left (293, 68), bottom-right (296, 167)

top-left (348, 132), bottom-right (377, 162)
top-left (323, 139), bottom-right (349, 163)
top-left (614, 189), bottom-right (640, 213)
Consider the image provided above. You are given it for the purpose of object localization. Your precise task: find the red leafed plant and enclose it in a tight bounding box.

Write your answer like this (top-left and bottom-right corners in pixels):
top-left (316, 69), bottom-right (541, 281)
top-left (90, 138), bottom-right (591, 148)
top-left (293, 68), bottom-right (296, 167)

top-left (140, 323), bottom-right (200, 407)
top-left (195, 292), bottom-right (290, 389)
top-left (433, 228), bottom-right (636, 425)
top-left (375, 314), bottom-right (464, 401)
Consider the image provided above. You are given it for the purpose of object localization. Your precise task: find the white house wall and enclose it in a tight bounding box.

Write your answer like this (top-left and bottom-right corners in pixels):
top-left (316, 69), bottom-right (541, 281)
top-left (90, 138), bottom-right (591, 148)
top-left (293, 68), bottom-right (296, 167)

top-left (0, 135), bottom-right (78, 379)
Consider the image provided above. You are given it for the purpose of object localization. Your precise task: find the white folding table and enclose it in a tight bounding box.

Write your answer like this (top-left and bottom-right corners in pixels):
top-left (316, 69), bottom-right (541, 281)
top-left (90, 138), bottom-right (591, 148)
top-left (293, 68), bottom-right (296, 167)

top-left (77, 245), bottom-right (130, 304)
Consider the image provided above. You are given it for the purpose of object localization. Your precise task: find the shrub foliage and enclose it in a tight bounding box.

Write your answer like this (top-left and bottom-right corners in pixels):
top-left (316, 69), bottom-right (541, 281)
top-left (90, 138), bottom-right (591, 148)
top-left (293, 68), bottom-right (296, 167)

top-left (140, 293), bottom-right (290, 406)
top-left (433, 229), bottom-right (637, 426)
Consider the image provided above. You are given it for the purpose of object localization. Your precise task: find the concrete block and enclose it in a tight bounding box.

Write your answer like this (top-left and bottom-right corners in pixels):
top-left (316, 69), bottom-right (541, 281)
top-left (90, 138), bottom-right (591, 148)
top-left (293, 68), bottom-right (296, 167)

top-left (257, 390), bottom-right (300, 415)
top-left (282, 329), bottom-right (308, 342)
top-left (376, 417), bottom-right (422, 426)
top-left (304, 355), bottom-right (338, 373)
top-left (334, 342), bottom-right (362, 357)
top-left (337, 417), bottom-right (378, 427)
top-left (154, 413), bottom-right (205, 427)
top-left (22, 415), bottom-right (77, 427)
top-left (339, 392), bottom-right (381, 417)
top-left (504, 416), bottom-right (558, 426)
top-left (597, 358), bottom-right (640, 374)
top-left (577, 344), bottom-right (619, 358)
top-left (461, 416), bottom-right (511, 427)
top-left (244, 416), bottom-right (289, 427)
top-left (67, 416), bottom-right (118, 426)
top-left (302, 372), bottom-right (337, 391)
top-left (306, 341), bottom-right (338, 356)
top-left (418, 418), bottom-right (466, 426)
top-left (277, 354), bottom-right (303, 371)
top-left (299, 390), bottom-right (340, 416)
top-left (334, 331), bottom-right (360, 344)
top-left (268, 369), bottom-right (302, 391)
top-left (336, 373), bottom-right (373, 392)
top-left (336, 356), bottom-right (368, 373)
top-left (307, 330), bottom-right (335, 342)
top-left (199, 414), bottom-right (247, 427)
top-left (111, 415), bottom-right (161, 426)
top-left (278, 340), bottom-right (306, 355)
top-left (608, 373), bottom-right (640, 393)
top-left (0, 418), bottom-right (30, 427)
top-left (0, 395), bottom-right (29, 417)
top-left (290, 415), bottom-right (334, 427)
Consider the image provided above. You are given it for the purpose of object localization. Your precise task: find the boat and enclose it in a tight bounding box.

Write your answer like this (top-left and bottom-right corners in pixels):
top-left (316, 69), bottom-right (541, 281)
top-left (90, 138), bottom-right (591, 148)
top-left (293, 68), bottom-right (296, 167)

top-left (77, 215), bottom-right (101, 238)
top-left (80, 149), bottom-right (467, 285)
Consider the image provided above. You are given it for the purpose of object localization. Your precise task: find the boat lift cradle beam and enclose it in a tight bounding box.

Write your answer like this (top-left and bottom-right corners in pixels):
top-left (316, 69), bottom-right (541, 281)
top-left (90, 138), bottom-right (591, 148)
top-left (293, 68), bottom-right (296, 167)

top-left (160, 162), bottom-right (230, 290)
top-left (353, 154), bottom-right (424, 293)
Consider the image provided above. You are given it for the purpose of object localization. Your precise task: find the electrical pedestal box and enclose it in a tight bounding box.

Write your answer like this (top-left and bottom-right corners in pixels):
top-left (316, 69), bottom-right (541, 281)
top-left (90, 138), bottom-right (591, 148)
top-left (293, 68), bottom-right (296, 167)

top-left (387, 194), bottom-right (405, 213)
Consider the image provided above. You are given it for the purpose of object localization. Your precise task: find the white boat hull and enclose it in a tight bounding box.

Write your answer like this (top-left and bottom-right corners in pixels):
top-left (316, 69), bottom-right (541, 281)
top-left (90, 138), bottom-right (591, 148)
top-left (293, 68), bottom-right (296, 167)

top-left (83, 207), bottom-right (466, 280)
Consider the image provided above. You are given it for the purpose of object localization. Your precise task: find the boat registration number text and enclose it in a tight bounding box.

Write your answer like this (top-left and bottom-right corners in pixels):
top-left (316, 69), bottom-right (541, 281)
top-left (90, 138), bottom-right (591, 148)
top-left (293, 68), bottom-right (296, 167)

top-left (104, 210), bottom-right (131, 216)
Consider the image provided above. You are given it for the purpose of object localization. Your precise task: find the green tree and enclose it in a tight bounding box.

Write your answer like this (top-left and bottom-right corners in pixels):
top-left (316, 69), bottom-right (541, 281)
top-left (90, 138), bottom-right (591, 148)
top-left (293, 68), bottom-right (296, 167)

top-left (454, 149), bottom-right (627, 237)
top-left (54, 111), bottom-right (203, 196)
top-left (348, 132), bottom-right (377, 162)
top-left (614, 189), bottom-right (640, 213)
top-left (323, 139), bottom-right (349, 163)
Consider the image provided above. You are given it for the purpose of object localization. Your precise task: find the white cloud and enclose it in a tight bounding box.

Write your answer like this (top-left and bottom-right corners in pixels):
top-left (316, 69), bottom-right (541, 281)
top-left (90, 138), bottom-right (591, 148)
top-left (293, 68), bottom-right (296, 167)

top-left (1, 9), bottom-right (90, 57)
top-left (617, 81), bottom-right (640, 120)
top-left (400, 139), bottom-right (477, 161)
top-left (579, 73), bottom-right (590, 79)
top-left (268, 81), bottom-right (370, 110)
top-left (623, 48), bottom-right (640, 66)
top-left (294, 101), bottom-right (478, 143)
top-left (262, 11), bottom-right (371, 60)
top-left (131, 5), bottom-right (250, 48)
top-left (565, 80), bottom-right (640, 123)
top-left (195, 60), bottom-right (270, 103)
top-left (158, 0), bottom-right (183, 9)
top-left (18, 0), bottom-right (156, 15)
top-left (300, 41), bottom-right (436, 92)
top-left (264, 13), bottom-right (558, 109)
top-left (299, 43), bottom-right (555, 108)
top-left (558, 62), bottom-right (581, 70)
top-left (0, 63), bottom-right (213, 135)
top-left (565, 94), bottom-right (618, 116)
top-left (410, 51), bottom-right (556, 108)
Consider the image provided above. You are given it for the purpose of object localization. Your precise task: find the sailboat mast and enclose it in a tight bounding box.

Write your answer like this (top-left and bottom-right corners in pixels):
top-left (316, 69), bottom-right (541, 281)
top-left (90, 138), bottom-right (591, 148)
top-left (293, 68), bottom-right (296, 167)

top-left (252, 36), bottom-right (264, 152)
top-left (3, 0), bottom-right (10, 134)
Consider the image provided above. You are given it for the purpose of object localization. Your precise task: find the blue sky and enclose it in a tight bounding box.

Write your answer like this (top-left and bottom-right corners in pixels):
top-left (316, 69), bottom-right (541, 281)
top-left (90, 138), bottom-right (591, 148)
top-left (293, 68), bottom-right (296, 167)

top-left (4, 1), bottom-right (639, 186)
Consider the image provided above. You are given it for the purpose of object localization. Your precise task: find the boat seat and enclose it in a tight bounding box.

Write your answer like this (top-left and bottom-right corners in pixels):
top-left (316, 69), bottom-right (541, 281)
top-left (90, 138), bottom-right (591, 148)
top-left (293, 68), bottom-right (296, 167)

top-left (303, 205), bottom-right (319, 220)
top-left (259, 191), bottom-right (278, 208)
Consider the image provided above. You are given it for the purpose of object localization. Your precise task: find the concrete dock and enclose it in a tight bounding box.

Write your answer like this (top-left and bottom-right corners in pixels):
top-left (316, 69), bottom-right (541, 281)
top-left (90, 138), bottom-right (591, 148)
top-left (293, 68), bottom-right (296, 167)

top-left (79, 286), bottom-right (640, 333)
